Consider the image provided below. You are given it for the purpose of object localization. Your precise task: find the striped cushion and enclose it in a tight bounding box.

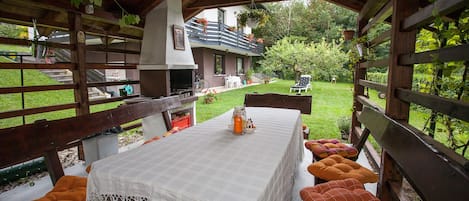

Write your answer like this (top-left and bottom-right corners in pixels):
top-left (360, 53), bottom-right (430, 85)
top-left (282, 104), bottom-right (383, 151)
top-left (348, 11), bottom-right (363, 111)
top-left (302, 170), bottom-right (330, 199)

top-left (300, 178), bottom-right (380, 201)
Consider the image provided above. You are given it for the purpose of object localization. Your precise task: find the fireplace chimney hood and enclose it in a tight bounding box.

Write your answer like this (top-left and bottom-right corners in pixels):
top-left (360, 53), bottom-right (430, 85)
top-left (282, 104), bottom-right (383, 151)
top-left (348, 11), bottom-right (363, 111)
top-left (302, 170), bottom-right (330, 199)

top-left (138, 0), bottom-right (197, 70)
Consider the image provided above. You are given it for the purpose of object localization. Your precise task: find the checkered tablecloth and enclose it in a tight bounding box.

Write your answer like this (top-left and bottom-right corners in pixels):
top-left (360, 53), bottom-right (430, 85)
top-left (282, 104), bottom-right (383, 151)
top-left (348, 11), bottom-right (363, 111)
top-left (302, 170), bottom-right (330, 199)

top-left (87, 107), bottom-right (303, 201)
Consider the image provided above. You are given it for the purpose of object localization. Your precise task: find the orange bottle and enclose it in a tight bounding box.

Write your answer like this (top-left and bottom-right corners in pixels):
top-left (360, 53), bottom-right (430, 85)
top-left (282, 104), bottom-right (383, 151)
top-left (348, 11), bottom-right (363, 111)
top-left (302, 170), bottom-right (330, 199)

top-left (233, 115), bottom-right (243, 134)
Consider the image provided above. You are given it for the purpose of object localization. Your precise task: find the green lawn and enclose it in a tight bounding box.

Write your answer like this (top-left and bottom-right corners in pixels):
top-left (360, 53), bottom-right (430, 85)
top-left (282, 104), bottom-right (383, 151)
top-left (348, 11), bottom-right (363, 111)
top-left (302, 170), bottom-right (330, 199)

top-left (196, 80), bottom-right (353, 140)
top-left (0, 69), bottom-right (121, 128)
top-left (198, 81), bottom-right (468, 158)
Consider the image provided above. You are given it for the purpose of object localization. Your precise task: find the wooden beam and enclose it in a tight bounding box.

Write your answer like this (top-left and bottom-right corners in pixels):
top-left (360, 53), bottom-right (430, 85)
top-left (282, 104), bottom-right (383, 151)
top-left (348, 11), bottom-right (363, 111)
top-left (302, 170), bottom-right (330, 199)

top-left (369, 29), bottom-right (391, 48)
top-left (386, 0), bottom-right (418, 121)
top-left (356, 95), bottom-right (384, 112)
top-left (0, 84), bottom-right (76, 95)
top-left (86, 63), bottom-right (137, 69)
top-left (359, 106), bottom-right (469, 201)
top-left (402, 0), bottom-right (469, 31)
top-left (358, 0), bottom-right (388, 22)
top-left (139, 0), bottom-right (164, 16)
top-left (0, 63), bottom-right (74, 69)
top-left (187, 0), bottom-right (279, 9)
top-left (43, 149), bottom-right (64, 185)
top-left (361, 1), bottom-right (392, 34)
top-left (0, 9), bottom-right (68, 31)
top-left (359, 79), bottom-right (387, 93)
top-left (244, 93), bottom-right (312, 114)
top-left (379, 0), bottom-right (419, 200)
top-left (396, 88), bottom-right (469, 122)
top-left (86, 46), bottom-right (141, 54)
top-left (89, 95), bottom-right (139, 106)
top-left (351, 16), bottom-right (368, 144)
top-left (69, 12), bottom-right (90, 116)
top-left (0, 103), bottom-right (78, 120)
top-left (87, 80), bottom-right (140, 88)
top-left (0, 96), bottom-right (181, 169)
top-left (399, 43), bottom-right (469, 65)
top-left (359, 58), bottom-right (389, 68)
top-left (0, 37), bottom-right (73, 49)
top-left (324, 0), bottom-right (364, 12)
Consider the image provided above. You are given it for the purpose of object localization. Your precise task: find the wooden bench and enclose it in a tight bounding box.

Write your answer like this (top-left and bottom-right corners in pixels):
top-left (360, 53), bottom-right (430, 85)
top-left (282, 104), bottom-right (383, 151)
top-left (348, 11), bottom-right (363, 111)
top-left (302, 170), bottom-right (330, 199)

top-left (358, 106), bottom-right (469, 201)
top-left (244, 93), bottom-right (312, 114)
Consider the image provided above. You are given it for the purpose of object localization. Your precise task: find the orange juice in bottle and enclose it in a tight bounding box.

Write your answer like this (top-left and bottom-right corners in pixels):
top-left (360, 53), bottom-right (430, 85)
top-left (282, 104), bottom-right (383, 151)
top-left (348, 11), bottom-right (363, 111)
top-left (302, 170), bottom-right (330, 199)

top-left (233, 115), bottom-right (243, 134)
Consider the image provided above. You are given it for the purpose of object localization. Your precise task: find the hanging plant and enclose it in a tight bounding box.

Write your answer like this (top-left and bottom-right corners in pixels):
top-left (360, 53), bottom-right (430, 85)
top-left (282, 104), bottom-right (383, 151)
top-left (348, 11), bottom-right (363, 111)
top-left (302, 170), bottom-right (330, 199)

top-left (343, 30), bottom-right (355, 41)
top-left (237, 9), bottom-right (268, 28)
top-left (70, 0), bottom-right (140, 27)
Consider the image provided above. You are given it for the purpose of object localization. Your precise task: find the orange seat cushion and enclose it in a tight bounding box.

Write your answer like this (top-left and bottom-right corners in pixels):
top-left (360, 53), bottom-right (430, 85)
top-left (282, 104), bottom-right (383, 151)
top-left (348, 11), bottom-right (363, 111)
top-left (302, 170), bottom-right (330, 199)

top-left (305, 139), bottom-right (358, 159)
top-left (35, 176), bottom-right (87, 201)
top-left (308, 154), bottom-right (378, 184)
top-left (300, 178), bottom-right (380, 201)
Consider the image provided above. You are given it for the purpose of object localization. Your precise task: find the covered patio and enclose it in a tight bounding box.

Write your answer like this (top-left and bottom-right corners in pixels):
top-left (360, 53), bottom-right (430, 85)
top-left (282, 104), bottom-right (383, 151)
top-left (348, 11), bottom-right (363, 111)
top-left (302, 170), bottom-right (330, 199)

top-left (0, 0), bottom-right (468, 201)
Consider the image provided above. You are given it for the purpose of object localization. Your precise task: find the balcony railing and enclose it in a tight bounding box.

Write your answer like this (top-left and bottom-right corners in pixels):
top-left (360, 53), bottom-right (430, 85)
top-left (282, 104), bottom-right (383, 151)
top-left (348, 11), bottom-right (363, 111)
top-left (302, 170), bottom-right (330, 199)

top-left (185, 18), bottom-right (264, 55)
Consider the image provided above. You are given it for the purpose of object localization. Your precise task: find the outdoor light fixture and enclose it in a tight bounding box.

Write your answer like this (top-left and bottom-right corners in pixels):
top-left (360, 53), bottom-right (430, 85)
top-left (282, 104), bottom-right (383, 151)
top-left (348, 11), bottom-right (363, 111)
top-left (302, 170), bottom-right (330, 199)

top-left (356, 43), bottom-right (363, 57)
top-left (85, 4), bottom-right (94, 14)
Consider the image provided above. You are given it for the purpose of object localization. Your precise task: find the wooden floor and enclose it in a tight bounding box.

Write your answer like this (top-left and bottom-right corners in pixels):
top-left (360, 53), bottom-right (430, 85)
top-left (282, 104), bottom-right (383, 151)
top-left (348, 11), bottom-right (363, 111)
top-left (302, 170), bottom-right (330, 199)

top-left (0, 140), bottom-right (377, 201)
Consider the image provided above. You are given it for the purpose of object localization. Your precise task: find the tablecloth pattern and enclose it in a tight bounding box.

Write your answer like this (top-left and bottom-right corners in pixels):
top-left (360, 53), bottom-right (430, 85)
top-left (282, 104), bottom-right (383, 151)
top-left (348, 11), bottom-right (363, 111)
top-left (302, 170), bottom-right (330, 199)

top-left (87, 107), bottom-right (303, 201)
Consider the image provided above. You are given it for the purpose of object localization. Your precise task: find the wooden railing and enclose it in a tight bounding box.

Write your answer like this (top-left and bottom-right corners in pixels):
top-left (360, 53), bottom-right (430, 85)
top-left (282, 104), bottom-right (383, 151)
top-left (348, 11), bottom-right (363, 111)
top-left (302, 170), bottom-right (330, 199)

top-left (350, 0), bottom-right (469, 200)
top-left (185, 18), bottom-right (264, 55)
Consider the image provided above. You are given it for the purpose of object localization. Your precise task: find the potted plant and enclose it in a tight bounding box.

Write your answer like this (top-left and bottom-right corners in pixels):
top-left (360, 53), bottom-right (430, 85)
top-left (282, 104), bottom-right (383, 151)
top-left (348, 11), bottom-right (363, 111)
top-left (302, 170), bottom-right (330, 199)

top-left (237, 9), bottom-right (268, 28)
top-left (347, 36), bottom-right (368, 67)
top-left (343, 29), bottom-right (355, 41)
top-left (245, 69), bottom-right (253, 84)
top-left (196, 18), bottom-right (208, 32)
top-left (203, 89), bottom-right (217, 104)
top-left (337, 116), bottom-right (351, 140)
top-left (256, 38), bottom-right (264, 44)
top-left (247, 33), bottom-right (255, 41)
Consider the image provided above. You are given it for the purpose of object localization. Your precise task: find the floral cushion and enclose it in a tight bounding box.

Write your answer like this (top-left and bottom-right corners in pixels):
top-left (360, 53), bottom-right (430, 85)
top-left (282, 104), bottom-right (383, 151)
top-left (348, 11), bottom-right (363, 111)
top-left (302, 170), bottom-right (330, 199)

top-left (308, 154), bottom-right (378, 184)
top-left (300, 178), bottom-right (380, 201)
top-left (305, 139), bottom-right (358, 159)
top-left (35, 176), bottom-right (87, 201)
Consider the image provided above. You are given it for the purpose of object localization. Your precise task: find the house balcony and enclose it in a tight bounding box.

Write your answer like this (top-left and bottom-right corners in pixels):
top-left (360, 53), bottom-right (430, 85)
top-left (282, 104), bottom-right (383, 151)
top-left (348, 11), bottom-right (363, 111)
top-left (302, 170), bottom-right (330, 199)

top-left (185, 18), bottom-right (264, 56)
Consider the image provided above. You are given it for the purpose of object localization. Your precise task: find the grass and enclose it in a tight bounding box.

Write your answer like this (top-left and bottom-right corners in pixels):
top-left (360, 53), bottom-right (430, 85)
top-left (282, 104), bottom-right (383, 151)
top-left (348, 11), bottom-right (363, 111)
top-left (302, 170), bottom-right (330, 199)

top-left (196, 80), bottom-right (353, 139)
top-left (0, 69), bottom-right (121, 128)
top-left (196, 80), bottom-right (468, 159)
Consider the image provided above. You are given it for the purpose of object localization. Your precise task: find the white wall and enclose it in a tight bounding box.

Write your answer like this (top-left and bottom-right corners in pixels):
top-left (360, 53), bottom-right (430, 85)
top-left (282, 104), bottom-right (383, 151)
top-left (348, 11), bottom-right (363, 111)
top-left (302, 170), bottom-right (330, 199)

top-left (194, 6), bottom-right (252, 34)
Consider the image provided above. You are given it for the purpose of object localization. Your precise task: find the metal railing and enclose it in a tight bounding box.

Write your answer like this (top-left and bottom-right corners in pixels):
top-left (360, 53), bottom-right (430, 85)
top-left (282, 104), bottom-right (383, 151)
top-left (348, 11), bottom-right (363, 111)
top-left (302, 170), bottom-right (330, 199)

top-left (185, 19), bottom-right (264, 55)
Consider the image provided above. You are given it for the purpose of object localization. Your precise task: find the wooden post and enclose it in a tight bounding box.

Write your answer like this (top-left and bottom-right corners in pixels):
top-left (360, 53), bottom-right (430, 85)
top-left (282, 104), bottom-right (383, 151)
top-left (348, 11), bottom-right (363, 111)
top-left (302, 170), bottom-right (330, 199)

top-left (69, 12), bottom-right (89, 161)
top-left (350, 17), bottom-right (367, 144)
top-left (43, 149), bottom-right (64, 185)
top-left (379, 0), bottom-right (419, 200)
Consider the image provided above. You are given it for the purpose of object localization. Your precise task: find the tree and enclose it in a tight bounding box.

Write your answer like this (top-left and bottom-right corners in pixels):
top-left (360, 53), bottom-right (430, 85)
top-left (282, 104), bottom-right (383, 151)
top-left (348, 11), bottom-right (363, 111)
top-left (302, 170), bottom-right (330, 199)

top-left (253, 0), bottom-right (356, 46)
top-left (259, 36), bottom-right (348, 82)
top-left (0, 23), bottom-right (26, 38)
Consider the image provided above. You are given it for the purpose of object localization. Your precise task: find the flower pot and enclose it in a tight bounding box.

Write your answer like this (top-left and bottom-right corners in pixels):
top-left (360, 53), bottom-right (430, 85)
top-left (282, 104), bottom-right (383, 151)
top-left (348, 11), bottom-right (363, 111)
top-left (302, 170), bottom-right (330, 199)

top-left (343, 30), bottom-right (355, 41)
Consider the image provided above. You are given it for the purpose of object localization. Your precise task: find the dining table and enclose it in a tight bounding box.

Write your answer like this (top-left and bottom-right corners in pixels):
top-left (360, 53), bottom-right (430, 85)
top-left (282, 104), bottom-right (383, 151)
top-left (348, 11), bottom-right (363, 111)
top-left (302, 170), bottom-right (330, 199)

top-left (87, 107), bottom-right (304, 201)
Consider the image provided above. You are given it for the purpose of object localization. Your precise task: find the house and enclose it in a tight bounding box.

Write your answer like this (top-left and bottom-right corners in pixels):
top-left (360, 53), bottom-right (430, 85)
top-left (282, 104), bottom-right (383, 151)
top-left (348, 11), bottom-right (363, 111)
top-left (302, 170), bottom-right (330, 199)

top-left (186, 6), bottom-right (264, 88)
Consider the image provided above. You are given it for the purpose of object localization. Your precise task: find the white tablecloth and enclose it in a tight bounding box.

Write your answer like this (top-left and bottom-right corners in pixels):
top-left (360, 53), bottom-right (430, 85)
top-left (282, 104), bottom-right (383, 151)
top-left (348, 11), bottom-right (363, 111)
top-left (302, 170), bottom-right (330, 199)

top-left (87, 107), bottom-right (303, 201)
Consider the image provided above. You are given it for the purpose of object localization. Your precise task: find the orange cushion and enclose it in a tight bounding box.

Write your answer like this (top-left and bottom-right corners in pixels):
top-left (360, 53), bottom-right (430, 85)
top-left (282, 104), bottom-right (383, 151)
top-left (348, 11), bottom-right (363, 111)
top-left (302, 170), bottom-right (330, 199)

top-left (308, 154), bottom-right (378, 184)
top-left (305, 139), bottom-right (358, 159)
top-left (35, 176), bottom-right (87, 201)
top-left (300, 178), bottom-right (380, 201)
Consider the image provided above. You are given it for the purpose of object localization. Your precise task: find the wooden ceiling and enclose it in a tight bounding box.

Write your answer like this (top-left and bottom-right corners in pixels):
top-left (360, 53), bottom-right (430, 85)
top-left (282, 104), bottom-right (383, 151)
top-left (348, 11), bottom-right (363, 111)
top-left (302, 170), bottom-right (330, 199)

top-left (0, 0), bottom-right (368, 40)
